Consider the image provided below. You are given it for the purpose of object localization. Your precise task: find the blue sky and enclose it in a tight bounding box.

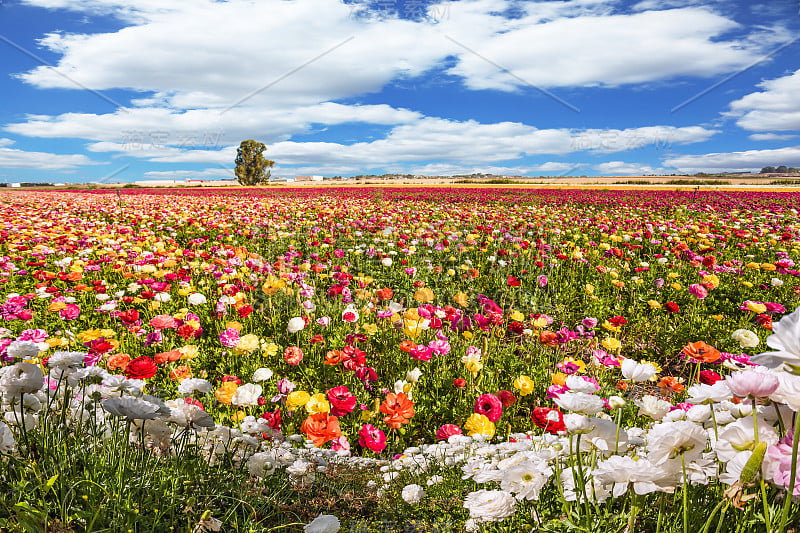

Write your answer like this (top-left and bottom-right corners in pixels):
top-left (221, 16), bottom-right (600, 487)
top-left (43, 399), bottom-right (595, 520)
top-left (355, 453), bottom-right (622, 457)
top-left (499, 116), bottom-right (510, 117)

top-left (0, 0), bottom-right (799, 182)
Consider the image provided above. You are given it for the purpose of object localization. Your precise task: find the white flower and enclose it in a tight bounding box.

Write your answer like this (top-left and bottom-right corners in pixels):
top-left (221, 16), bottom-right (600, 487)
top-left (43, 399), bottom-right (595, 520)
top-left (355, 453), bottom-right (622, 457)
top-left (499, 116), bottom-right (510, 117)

top-left (168, 401), bottom-right (214, 429)
top-left (287, 317), bottom-right (306, 334)
top-left (5, 340), bottom-right (42, 360)
top-left (177, 378), bottom-right (213, 396)
top-left (634, 395), bottom-right (672, 420)
top-left (247, 452), bottom-right (277, 479)
top-left (426, 475), bottom-right (444, 486)
top-left (621, 358), bottom-right (658, 382)
top-left (715, 417), bottom-right (778, 463)
top-left (231, 384), bottom-right (262, 407)
top-left (771, 277), bottom-right (784, 287)
top-left (0, 421), bottom-right (17, 453)
top-left (187, 293), bottom-right (207, 305)
top-left (731, 329), bottom-right (760, 349)
top-left (252, 368), bottom-right (274, 382)
top-left (553, 392), bottom-right (605, 415)
top-left (103, 396), bottom-right (165, 420)
top-left (564, 413), bottom-right (594, 434)
top-left (0, 362), bottom-right (44, 396)
top-left (401, 484), bottom-right (425, 505)
top-left (406, 367), bottom-right (423, 383)
top-left (719, 451), bottom-right (753, 485)
top-left (686, 382), bottom-right (732, 404)
top-left (646, 421), bottom-right (708, 465)
top-left (154, 292), bottom-right (171, 302)
top-left (499, 461), bottom-right (552, 501)
top-left (752, 305), bottom-right (800, 369)
top-left (381, 257), bottom-right (393, 267)
top-left (565, 375), bottom-right (599, 394)
top-left (593, 456), bottom-right (662, 497)
top-left (769, 371), bottom-right (800, 411)
top-left (463, 489), bottom-right (516, 523)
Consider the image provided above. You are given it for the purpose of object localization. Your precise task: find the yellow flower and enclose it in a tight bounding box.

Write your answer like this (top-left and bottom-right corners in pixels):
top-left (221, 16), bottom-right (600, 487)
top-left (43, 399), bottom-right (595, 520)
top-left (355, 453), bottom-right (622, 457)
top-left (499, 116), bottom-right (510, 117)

top-left (461, 352), bottom-right (483, 375)
top-left (761, 263), bottom-right (776, 272)
top-left (746, 301), bottom-right (767, 314)
top-left (745, 262), bottom-right (760, 270)
top-left (647, 300), bottom-right (661, 310)
top-left (667, 272), bottom-right (680, 279)
top-left (262, 276), bottom-right (286, 296)
top-left (286, 391), bottom-right (311, 412)
top-left (741, 281), bottom-right (754, 288)
top-left (215, 382), bottom-right (238, 405)
top-left (702, 274), bottom-right (719, 289)
top-left (513, 375), bottom-right (535, 396)
top-left (670, 282), bottom-right (682, 291)
top-left (711, 314), bottom-right (724, 321)
top-left (306, 393), bottom-right (330, 414)
top-left (226, 321), bottom-right (243, 331)
top-left (585, 284), bottom-right (595, 294)
top-left (532, 316), bottom-right (549, 329)
top-left (462, 331), bottom-right (474, 340)
top-left (602, 337), bottom-right (621, 351)
top-left (362, 323), bottom-right (379, 335)
top-left (601, 321), bottom-right (621, 333)
top-left (235, 334), bottom-right (260, 354)
top-left (231, 411), bottom-right (247, 423)
top-left (454, 292), bottom-right (469, 307)
top-left (48, 301), bottom-right (67, 312)
top-left (508, 310), bottom-right (525, 322)
top-left (551, 372), bottom-right (568, 386)
top-left (464, 413), bottom-right (495, 437)
top-left (178, 345), bottom-right (199, 360)
top-left (413, 287), bottom-right (434, 303)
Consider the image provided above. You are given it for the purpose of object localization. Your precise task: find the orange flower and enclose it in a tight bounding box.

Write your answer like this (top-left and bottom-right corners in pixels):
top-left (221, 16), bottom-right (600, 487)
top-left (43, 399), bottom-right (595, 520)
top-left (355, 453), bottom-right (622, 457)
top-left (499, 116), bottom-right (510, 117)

top-left (107, 353), bottom-right (131, 372)
top-left (398, 340), bottom-right (416, 353)
top-left (66, 271), bottom-right (83, 282)
top-left (375, 287), bottom-right (394, 301)
top-left (539, 331), bottom-right (558, 348)
top-left (658, 376), bottom-right (685, 394)
top-left (682, 341), bottom-right (721, 364)
top-left (215, 382), bottom-right (238, 405)
top-left (301, 412), bottom-right (342, 447)
top-left (154, 349), bottom-right (182, 364)
top-left (324, 350), bottom-right (344, 366)
top-left (379, 392), bottom-right (415, 429)
top-left (413, 287), bottom-right (434, 303)
top-left (170, 365), bottom-right (192, 382)
top-left (453, 292), bottom-right (469, 307)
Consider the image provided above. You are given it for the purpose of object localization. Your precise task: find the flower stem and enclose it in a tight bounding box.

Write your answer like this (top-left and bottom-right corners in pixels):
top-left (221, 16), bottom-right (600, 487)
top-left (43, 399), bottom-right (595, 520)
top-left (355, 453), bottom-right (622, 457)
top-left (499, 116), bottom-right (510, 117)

top-left (776, 419), bottom-right (800, 532)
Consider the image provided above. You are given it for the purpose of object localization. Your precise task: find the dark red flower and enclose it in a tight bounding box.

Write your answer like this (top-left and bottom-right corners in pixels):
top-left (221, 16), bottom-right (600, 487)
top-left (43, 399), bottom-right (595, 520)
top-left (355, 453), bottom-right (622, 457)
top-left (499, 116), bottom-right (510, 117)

top-left (665, 302), bottom-right (680, 313)
top-left (124, 356), bottom-right (157, 380)
top-left (531, 407), bottom-right (565, 434)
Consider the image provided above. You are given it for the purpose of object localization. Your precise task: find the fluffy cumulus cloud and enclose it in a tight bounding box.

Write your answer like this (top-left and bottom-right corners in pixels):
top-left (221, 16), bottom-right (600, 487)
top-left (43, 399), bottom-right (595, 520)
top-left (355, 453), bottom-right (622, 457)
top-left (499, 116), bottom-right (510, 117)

top-left (593, 161), bottom-right (672, 176)
top-left (0, 138), bottom-right (100, 170)
top-left (728, 69), bottom-right (800, 132)
top-left (3, 0), bottom-right (789, 176)
top-left (663, 146), bottom-right (800, 173)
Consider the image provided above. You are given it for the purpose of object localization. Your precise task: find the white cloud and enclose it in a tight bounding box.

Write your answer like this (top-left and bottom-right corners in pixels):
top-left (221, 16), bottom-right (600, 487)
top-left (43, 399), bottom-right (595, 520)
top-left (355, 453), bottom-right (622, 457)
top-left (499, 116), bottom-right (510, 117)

top-left (663, 146), bottom-right (800, 173)
top-left (0, 138), bottom-right (99, 170)
top-left (594, 161), bottom-right (671, 175)
top-left (748, 133), bottom-right (798, 141)
top-left (728, 69), bottom-right (800, 132)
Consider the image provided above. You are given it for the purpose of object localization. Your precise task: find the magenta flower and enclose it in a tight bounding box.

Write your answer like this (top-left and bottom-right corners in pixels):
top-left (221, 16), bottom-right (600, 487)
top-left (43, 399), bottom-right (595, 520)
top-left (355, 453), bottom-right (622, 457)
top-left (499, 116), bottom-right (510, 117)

top-left (436, 424), bottom-right (463, 440)
top-left (474, 393), bottom-right (503, 422)
top-left (219, 328), bottom-right (240, 348)
top-left (358, 424), bottom-right (387, 453)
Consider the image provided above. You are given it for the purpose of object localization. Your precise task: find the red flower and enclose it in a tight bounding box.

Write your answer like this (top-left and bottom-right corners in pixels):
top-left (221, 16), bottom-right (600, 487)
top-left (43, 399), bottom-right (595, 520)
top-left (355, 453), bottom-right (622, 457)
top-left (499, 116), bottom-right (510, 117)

top-left (495, 390), bottom-right (517, 408)
top-left (507, 276), bottom-right (521, 287)
top-left (699, 370), bottom-right (723, 385)
top-left (327, 385), bottom-right (357, 417)
top-left (124, 356), bottom-right (157, 379)
top-left (222, 375), bottom-right (242, 384)
top-left (665, 302), bottom-right (680, 313)
top-left (236, 305), bottom-right (253, 318)
top-left (436, 424), bottom-right (463, 440)
top-left (453, 378), bottom-right (466, 389)
top-left (531, 407), bottom-right (565, 434)
top-left (608, 316), bottom-right (627, 327)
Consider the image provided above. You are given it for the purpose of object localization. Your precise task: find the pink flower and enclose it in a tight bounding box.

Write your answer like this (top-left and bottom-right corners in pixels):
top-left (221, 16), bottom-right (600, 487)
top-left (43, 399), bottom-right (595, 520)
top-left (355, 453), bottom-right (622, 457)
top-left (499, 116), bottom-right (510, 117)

top-left (766, 433), bottom-right (800, 496)
top-left (582, 317), bottom-right (598, 329)
top-left (218, 328), bottom-right (240, 348)
top-left (316, 316), bottom-right (331, 327)
top-left (283, 346), bottom-right (303, 366)
top-left (436, 424), bottom-right (463, 440)
top-left (59, 304), bottom-right (81, 320)
top-left (330, 436), bottom-right (350, 452)
top-left (474, 393), bottom-right (503, 422)
top-left (537, 275), bottom-right (548, 287)
top-left (149, 314), bottom-right (178, 329)
top-left (358, 424), bottom-right (387, 453)
top-left (725, 370), bottom-right (779, 398)
top-left (689, 284), bottom-right (708, 299)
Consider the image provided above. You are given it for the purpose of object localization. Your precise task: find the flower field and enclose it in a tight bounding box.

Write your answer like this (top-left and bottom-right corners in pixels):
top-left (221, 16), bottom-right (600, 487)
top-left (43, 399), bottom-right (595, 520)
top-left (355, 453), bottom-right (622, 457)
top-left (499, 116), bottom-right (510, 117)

top-left (1, 187), bottom-right (800, 532)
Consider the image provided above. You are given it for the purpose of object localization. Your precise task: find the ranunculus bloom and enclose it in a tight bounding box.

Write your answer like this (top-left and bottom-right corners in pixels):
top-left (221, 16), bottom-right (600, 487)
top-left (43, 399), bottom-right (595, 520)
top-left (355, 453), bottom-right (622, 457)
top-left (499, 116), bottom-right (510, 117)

top-left (284, 346), bottom-right (303, 366)
top-left (682, 341), bottom-right (721, 364)
top-left (726, 370), bottom-right (779, 398)
top-left (124, 356), bottom-right (157, 379)
top-left (358, 423), bottom-right (387, 453)
top-left (327, 385), bottom-right (357, 417)
top-left (665, 301), bottom-right (680, 313)
top-left (380, 392), bottom-right (415, 429)
top-left (531, 407), bottom-right (566, 434)
top-left (287, 316), bottom-right (305, 334)
top-left (301, 412), bottom-right (341, 447)
top-left (149, 314), bottom-right (178, 330)
top-left (699, 370), bottom-right (723, 385)
top-left (464, 413), bottom-right (495, 437)
top-left (474, 393), bottom-right (504, 422)
top-left (495, 390), bottom-right (516, 408)
top-left (436, 423), bottom-right (463, 440)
